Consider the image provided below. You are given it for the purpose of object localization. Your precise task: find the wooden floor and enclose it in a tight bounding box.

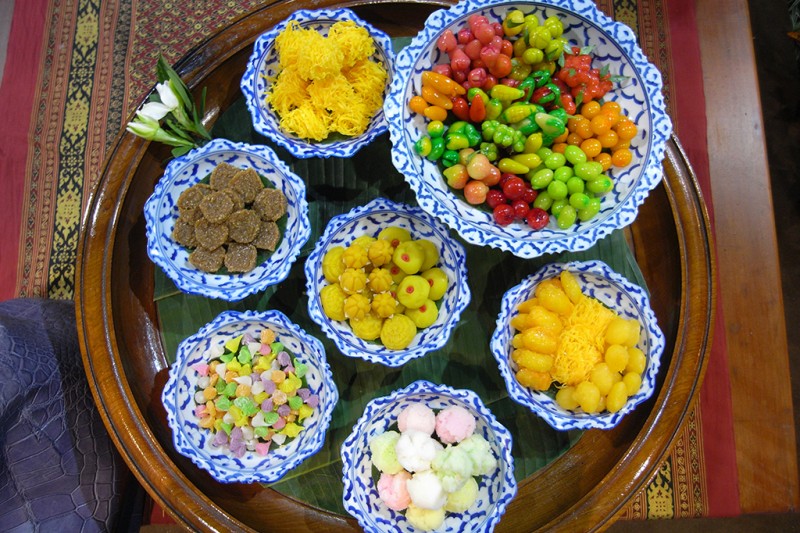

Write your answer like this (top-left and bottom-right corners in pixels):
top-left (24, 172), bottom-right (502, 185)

top-left (696, 0), bottom-right (799, 514)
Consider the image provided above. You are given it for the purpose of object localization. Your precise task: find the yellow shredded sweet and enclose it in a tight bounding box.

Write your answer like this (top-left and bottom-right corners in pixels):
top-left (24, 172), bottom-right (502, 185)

top-left (550, 294), bottom-right (615, 385)
top-left (328, 20), bottom-right (375, 68)
top-left (265, 19), bottom-right (387, 141)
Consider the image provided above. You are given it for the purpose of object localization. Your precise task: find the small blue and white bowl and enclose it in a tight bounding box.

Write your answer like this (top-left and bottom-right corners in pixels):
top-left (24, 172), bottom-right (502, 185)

top-left (386, 0), bottom-right (672, 258)
top-left (304, 197), bottom-right (471, 367)
top-left (490, 260), bottom-right (665, 430)
top-left (341, 380), bottom-right (517, 533)
top-left (144, 138), bottom-right (310, 301)
top-left (162, 309), bottom-right (338, 484)
top-left (241, 8), bottom-right (395, 159)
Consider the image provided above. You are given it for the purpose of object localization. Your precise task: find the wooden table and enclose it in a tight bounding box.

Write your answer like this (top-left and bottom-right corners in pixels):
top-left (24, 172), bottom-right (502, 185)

top-left (76, 1), bottom-right (716, 530)
top-left (696, 0), bottom-right (799, 513)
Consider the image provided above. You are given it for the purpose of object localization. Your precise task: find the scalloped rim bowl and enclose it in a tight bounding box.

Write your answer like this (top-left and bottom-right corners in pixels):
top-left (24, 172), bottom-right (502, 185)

top-left (241, 8), bottom-right (396, 159)
top-left (161, 309), bottom-right (338, 484)
top-left (490, 260), bottom-right (665, 430)
top-left (304, 197), bottom-right (471, 367)
top-left (341, 380), bottom-right (517, 533)
top-left (386, 0), bottom-right (672, 258)
top-left (144, 138), bottom-right (311, 301)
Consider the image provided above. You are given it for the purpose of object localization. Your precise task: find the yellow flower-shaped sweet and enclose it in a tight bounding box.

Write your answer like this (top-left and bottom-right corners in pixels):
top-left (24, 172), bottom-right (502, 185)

top-left (371, 291), bottom-right (399, 318)
top-left (339, 267), bottom-right (367, 294)
top-left (367, 239), bottom-right (394, 267)
top-left (344, 293), bottom-right (371, 320)
top-left (342, 243), bottom-right (369, 269)
top-left (368, 267), bottom-right (393, 293)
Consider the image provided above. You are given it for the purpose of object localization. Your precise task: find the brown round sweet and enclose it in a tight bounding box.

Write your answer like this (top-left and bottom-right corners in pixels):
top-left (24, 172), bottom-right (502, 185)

top-left (176, 183), bottom-right (212, 211)
top-left (208, 162), bottom-right (240, 191)
top-left (194, 217), bottom-right (229, 250)
top-left (224, 243), bottom-right (258, 273)
top-left (188, 246), bottom-right (225, 273)
top-left (253, 188), bottom-right (288, 221)
top-left (199, 190), bottom-right (235, 223)
top-left (252, 220), bottom-right (281, 251)
top-left (172, 217), bottom-right (198, 248)
top-left (229, 168), bottom-right (264, 203)
top-left (227, 209), bottom-right (261, 244)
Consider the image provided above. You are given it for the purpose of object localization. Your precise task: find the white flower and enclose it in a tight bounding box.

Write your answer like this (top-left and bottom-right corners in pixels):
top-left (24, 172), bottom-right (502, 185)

top-left (136, 101), bottom-right (173, 121)
top-left (155, 81), bottom-right (180, 110)
top-left (126, 113), bottom-right (160, 138)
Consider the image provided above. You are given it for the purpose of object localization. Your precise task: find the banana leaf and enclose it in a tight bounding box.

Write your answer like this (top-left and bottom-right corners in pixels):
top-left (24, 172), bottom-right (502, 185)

top-left (153, 83), bottom-right (648, 517)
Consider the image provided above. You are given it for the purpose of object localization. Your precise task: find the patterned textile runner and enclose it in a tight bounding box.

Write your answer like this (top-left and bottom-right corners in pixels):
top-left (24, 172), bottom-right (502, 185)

top-left (0, 0), bottom-right (738, 522)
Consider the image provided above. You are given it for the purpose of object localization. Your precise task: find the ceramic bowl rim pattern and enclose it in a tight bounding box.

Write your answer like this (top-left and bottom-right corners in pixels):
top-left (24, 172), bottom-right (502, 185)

top-left (385, 0), bottom-right (673, 258)
top-left (490, 260), bottom-right (665, 430)
top-left (340, 379), bottom-right (517, 532)
top-left (144, 138), bottom-right (311, 301)
top-left (304, 197), bottom-right (471, 367)
top-left (241, 7), bottom-right (396, 159)
top-left (161, 309), bottom-right (339, 483)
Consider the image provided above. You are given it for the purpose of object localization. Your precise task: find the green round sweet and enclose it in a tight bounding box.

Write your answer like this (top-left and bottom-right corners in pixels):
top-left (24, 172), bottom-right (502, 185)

top-left (392, 241), bottom-right (425, 275)
top-left (405, 299), bottom-right (439, 328)
top-left (397, 275), bottom-right (431, 309)
top-left (421, 267), bottom-right (449, 301)
top-left (416, 239), bottom-right (440, 272)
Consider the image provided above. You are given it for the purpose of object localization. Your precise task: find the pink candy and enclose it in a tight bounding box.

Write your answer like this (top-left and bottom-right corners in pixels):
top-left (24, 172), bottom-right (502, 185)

top-left (435, 405), bottom-right (476, 444)
top-left (397, 403), bottom-right (436, 435)
top-left (377, 471), bottom-right (412, 511)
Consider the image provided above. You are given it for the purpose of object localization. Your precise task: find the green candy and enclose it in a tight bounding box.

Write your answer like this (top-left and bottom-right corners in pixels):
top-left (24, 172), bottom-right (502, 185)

top-left (288, 396), bottom-right (303, 411)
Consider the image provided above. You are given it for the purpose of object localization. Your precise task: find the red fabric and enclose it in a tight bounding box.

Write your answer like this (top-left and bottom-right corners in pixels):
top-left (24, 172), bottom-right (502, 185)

top-left (666, 0), bottom-right (741, 517)
top-left (0, 0), bottom-right (48, 301)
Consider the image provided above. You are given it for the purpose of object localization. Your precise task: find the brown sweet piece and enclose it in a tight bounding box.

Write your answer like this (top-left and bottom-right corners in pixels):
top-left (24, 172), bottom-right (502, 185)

top-left (177, 183), bottom-right (212, 211)
top-left (252, 220), bottom-right (281, 251)
top-left (209, 162), bottom-right (240, 191)
top-left (227, 209), bottom-right (261, 244)
top-left (194, 217), bottom-right (229, 250)
top-left (229, 168), bottom-right (264, 203)
top-left (177, 206), bottom-right (202, 224)
top-left (189, 246), bottom-right (225, 273)
top-left (253, 188), bottom-right (288, 221)
top-left (199, 190), bottom-right (235, 223)
top-left (224, 243), bottom-right (258, 273)
top-left (221, 187), bottom-right (245, 211)
top-left (172, 217), bottom-right (198, 248)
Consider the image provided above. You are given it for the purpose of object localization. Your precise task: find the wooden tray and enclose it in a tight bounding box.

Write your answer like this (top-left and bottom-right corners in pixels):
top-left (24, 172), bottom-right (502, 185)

top-left (76, 1), bottom-right (715, 530)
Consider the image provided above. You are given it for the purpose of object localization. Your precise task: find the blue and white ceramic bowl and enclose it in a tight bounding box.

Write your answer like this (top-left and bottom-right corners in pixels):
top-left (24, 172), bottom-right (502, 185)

top-left (162, 309), bottom-right (338, 484)
top-left (305, 198), bottom-right (471, 367)
top-left (241, 8), bottom-right (395, 159)
top-left (144, 138), bottom-right (310, 301)
top-left (341, 380), bottom-right (516, 533)
top-left (386, 0), bottom-right (672, 258)
top-left (490, 260), bottom-right (665, 430)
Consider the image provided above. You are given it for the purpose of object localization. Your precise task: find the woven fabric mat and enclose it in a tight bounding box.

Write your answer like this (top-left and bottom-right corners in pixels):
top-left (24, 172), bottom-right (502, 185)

top-left (0, 0), bottom-right (728, 521)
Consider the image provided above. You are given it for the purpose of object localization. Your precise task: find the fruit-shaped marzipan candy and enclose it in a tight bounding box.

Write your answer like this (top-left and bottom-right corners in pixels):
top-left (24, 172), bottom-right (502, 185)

top-left (397, 275), bottom-right (430, 309)
top-left (421, 267), bottom-right (448, 300)
top-left (393, 241), bottom-right (426, 275)
top-left (378, 226), bottom-right (411, 247)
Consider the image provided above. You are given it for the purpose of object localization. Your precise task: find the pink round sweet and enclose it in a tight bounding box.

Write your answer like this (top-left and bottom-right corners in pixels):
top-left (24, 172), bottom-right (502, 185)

top-left (397, 403), bottom-right (436, 435)
top-left (435, 405), bottom-right (476, 444)
top-left (377, 471), bottom-right (412, 511)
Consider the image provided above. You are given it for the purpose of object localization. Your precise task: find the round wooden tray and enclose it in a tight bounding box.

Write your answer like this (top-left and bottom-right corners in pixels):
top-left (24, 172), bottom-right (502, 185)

top-left (76, 1), bottom-right (715, 531)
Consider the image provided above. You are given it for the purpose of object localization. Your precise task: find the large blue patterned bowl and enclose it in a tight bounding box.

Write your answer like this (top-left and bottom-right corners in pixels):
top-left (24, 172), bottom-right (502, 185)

top-left (386, 0), bottom-right (672, 258)
top-left (241, 8), bottom-right (395, 159)
top-left (162, 309), bottom-right (338, 484)
top-left (490, 260), bottom-right (665, 430)
top-left (305, 198), bottom-right (471, 367)
top-left (144, 138), bottom-right (310, 301)
top-left (341, 380), bottom-right (517, 533)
